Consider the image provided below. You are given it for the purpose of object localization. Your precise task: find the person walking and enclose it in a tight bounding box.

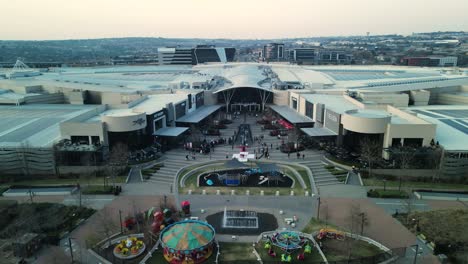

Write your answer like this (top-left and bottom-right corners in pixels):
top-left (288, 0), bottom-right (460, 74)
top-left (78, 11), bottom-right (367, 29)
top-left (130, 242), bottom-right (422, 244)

top-left (288, 152), bottom-right (290, 158)
top-left (302, 154), bottom-right (305, 160)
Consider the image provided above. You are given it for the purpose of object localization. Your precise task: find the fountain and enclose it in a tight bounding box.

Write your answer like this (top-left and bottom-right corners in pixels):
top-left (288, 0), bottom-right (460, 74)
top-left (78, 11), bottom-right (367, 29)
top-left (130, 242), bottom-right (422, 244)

top-left (222, 207), bottom-right (259, 229)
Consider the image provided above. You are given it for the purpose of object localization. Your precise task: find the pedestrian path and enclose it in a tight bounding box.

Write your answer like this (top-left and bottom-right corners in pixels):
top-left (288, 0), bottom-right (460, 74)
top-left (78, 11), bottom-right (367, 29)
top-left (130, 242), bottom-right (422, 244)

top-left (141, 115), bottom-right (342, 191)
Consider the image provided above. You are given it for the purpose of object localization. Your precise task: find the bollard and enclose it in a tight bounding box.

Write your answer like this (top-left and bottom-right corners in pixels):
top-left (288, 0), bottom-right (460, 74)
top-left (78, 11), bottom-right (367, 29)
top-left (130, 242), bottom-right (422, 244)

top-left (290, 190), bottom-right (294, 196)
top-left (246, 190), bottom-right (250, 196)
top-left (201, 209), bottom-right (205, 214)
top-left (279, 210), bottom-right (284, 215)
top-left (305, 191), bottom-right (309, 196)
top-left (188, 189), bottom-right (192, 195)
top-left (275, 191), bottom-right (280, 196)
top-left (231, 190), bottom-right (235, 195)
top-left (202, 190), bottom-right (206, 195)
top-left (216, 190), bottom-right (220, 195)
top-left (260, 190), bottom-right (264, 196)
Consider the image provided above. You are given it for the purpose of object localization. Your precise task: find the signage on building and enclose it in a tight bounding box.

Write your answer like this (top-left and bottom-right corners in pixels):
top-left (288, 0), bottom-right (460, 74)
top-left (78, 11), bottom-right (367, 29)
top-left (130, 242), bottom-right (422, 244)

top-left (154, 111), bottom-right (165, 119)
top-left (324, 109), bottom-right (340, 134)
top-left (133, 118), bottom-right (146, 126)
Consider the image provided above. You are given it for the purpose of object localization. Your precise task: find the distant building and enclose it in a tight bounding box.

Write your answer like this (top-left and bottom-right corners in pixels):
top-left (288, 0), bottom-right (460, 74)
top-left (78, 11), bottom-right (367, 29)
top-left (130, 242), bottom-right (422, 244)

top-left (112, 54), bottom-right (159, 65)
top-left (111, 46), bottom-right (236, 65)
top-left (288, 49), bottom-right (352, 65)
top-left (158, 47), bottom-right (193, 65)
top-left (262, 43), bottom-right (285, 62)
top-left (401, 56), bottom-right (458, 67)
top-left (317, 50), bottom-right (353, 64)
top-left (289, 48), bottom-right (317, 64)
top-left (192, 45), bottom-right (236, 64)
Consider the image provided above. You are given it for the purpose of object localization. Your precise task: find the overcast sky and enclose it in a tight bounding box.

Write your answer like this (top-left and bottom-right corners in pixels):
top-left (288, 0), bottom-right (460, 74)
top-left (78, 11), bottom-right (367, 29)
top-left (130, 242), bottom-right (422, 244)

top-left (1, 0), bottom-right (467, 40)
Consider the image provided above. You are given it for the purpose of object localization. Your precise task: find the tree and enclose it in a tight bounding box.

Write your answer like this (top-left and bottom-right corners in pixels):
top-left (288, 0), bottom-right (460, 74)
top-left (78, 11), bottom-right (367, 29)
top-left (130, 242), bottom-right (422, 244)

top-left (106, 143), bottom-right (129, 187)
top-left (94, 207), bottom-right (120, 248)
top-left (402, 196), bottom-right (416, 224)
top-left (430, 146), bottom-right (444, 181)
top-left (359, 138), bottom-right (382, 178)
top-left (395, 146), bottom-right (417, 191)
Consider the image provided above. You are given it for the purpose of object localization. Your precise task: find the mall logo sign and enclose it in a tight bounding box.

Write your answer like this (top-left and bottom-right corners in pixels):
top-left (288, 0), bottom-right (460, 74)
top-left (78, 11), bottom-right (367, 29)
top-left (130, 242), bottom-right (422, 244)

top-left (327, 112), bottom-right (338, 123)
top-left (133, 118), bottom-right (146, 126)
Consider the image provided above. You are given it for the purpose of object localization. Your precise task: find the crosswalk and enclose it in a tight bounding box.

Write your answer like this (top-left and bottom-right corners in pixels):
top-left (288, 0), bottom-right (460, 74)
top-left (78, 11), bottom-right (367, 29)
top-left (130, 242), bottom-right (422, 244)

top-left (144, 115), bottom-right (343, 188)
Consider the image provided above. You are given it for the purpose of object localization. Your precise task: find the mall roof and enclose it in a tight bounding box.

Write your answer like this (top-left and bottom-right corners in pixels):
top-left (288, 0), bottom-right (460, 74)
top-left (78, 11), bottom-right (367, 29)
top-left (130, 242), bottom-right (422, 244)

top-left (132, 93), bottom-right (188, 115)
top-left (176, 105), bottom-right (222, 123)
top-left (154, 127), bottom-right (189, 137)
top-left (300, 94), bottom-right (357, 114)
top-left (407, 106), bottom-right (468, 151)
top-left (269, 105), bottom-right (314, 124)
top-left (301, 127), bottom-right (337, 137)
top-left (0, 104), bottom-right (101, 147)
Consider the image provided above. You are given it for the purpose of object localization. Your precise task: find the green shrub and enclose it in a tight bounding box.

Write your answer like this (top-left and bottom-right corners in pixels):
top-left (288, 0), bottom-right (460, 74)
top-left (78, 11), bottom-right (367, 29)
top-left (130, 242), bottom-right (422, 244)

top-left (82, 186), bottom-right (114, 194)
top-left (324, 165), bottom-right (335, 170)
top-left (367, 189), bottom-right (409, 198)
top-left (331, 170), bottom-right (348, 175)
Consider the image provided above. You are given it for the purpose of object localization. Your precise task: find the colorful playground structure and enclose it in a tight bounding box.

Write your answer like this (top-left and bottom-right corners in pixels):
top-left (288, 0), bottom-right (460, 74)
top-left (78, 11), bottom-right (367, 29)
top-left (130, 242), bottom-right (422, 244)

top-left (316, 228), bottom-right (345, 241)
top-left (263, 231), bottom-right (314, 262)
top-left (159, 220), bottom-right (216, 264)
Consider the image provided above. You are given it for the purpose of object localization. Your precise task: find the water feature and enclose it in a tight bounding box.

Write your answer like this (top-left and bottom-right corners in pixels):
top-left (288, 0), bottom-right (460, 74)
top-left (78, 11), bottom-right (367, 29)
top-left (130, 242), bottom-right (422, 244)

top-left (222, 207), bottom-right (259, 229)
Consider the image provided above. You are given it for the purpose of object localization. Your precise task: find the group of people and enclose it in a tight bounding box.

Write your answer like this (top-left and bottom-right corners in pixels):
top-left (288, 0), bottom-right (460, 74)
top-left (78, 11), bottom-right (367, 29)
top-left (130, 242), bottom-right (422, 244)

top-left (287, 151), bottom-right (305, 159)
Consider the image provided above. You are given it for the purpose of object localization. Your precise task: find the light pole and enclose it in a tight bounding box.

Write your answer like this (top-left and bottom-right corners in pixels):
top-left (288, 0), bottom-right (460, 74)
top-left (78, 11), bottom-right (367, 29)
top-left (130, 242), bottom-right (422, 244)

top-left (359, 213), bottom-right (365, 235)
top-left (411, 244), bottom-right (419, 264)
top-left (316, 196), bottom-right (321, 220)
top-left (383, 179), bottom-right (387, 191)
top-left (119, 210), bottom-right (123, 233)
top-left (68, 237), bottom-right (74, 263)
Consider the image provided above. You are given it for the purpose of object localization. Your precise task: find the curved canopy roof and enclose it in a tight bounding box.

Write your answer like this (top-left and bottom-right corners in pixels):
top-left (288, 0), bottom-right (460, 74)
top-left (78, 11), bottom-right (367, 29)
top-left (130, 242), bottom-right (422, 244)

top-left (213, 65), bottom-right (272, 94)
top-left (160, 220), bottom-right (215, 251)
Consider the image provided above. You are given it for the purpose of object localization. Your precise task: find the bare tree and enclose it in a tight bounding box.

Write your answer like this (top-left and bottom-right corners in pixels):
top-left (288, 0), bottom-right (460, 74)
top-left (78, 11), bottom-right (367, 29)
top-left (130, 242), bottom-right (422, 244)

top-left (430, 146), bottom-right (444, 181)
top-left (359, 138), bottom-right (382, 178)
top-left (94, 208), bottom-right (120, 247)
top-left (396, 146), bottom-right (417, 191)
top-left (107, 143), bottom-right (129, 187)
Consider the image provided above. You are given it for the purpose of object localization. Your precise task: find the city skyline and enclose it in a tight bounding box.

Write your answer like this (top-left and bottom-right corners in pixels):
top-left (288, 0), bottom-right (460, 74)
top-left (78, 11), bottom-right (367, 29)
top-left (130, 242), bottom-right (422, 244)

top-left (1, 0), bottom-right (467, 40)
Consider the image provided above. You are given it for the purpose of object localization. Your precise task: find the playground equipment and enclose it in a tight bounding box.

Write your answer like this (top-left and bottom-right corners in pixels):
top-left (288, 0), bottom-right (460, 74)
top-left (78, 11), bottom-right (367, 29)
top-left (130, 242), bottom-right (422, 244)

top-left (316, 228), bottom-right (345, 241)
top-left (159, 220), bottom-right (216, 264)
top-left (181, 200), bottom-right (191, 216)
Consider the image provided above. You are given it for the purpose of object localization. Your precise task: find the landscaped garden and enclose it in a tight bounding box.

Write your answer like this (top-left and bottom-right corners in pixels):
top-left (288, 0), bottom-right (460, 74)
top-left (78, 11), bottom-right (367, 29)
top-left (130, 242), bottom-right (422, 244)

top-left (177, 161), bottom-right (313, 196)
top-left (0, 201), bottom-right (95, 244)
top-left (395, 209), bottom-right (468, 263)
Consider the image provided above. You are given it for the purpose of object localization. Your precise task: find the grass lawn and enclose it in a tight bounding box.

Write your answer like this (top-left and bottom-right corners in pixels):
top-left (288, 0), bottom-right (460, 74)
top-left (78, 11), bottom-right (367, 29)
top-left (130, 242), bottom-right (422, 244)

top-left (0, 175), bottom-right (127, 188)
top-left (321, 238), bottom-right (386, 261)
top-left (363, 178), bottom-right (468, 191)
top-left (301, 218), bottom-right (340, 234)
top-left (256, 240), bottom-right (324, 263)
top-left (218, 242), bottom-right (256, 262)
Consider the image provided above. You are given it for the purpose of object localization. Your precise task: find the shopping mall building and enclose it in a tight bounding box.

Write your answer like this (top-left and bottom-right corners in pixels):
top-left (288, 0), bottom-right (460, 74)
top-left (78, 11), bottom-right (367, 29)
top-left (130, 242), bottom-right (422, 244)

top-left (0, 63), bottom-right (467, 178)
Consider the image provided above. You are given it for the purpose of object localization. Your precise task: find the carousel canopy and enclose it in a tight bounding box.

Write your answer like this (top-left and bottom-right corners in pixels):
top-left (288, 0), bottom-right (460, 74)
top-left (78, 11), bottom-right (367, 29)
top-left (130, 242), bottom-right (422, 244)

top-left (160, 220), bottom-right (215, 251)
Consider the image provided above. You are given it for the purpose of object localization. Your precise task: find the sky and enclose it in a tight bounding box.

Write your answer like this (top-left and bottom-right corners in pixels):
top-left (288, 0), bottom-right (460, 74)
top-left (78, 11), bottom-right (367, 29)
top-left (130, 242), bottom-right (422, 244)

top-left (1, 0), bottom-right (467, 40)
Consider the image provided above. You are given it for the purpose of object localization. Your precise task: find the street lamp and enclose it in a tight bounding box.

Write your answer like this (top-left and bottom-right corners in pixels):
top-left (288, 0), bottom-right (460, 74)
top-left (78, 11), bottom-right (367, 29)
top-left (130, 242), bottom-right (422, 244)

top-left (411, 244), bottom-right (420, 264)
top-left (67, 237), bottom-right (75, 263)
top-left (316, 196), bottom-right (321, 220)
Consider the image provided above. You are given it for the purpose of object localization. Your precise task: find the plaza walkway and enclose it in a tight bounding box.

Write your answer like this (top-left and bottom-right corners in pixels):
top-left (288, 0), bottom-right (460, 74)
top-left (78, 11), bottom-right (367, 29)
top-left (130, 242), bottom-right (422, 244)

top-left (144, 115), bottom-right (342, 190)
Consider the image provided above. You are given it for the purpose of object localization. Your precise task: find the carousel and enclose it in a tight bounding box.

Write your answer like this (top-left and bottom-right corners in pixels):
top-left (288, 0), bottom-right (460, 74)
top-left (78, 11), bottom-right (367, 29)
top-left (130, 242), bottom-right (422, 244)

top-left (159, 220), bottom-right (216, 264)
